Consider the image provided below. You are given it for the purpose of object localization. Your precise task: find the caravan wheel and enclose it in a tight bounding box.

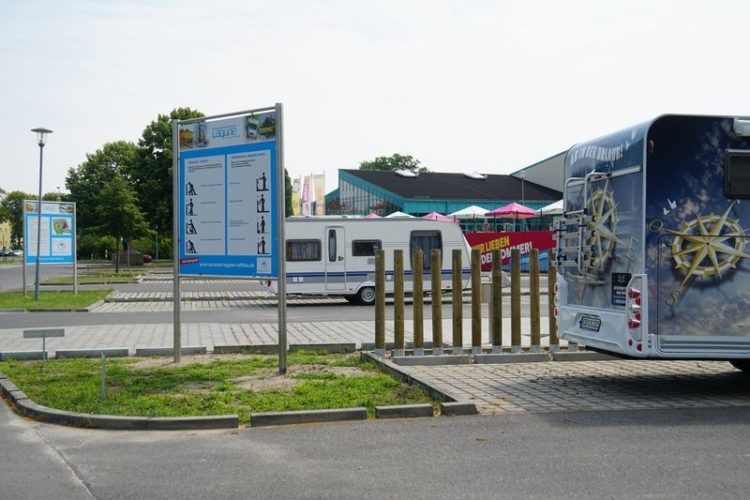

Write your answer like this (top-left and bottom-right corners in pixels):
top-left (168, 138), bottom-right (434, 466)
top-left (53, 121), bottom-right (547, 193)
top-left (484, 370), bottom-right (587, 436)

top-left (730, 360), bottom-right (750, 375)
top-left (356, 287), bottom-right (376, 305)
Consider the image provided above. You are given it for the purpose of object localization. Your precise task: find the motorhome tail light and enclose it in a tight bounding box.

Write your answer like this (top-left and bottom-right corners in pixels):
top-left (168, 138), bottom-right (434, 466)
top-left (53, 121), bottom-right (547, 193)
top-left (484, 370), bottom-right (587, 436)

top-left (627, 288), bottom-right (641, 306)
top-left (625, 278), bottom-right (644, 343)
top-left (554, 306), bottom-right (559, 319)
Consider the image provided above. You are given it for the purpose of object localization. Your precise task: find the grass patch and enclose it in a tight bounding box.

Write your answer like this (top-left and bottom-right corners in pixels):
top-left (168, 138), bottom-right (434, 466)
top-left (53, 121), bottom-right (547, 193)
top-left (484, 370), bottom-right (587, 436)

top-left (44, 275), bottom-right (137, 285)
top-left (43, 268), bottom-right (143, 285)
top-left (0, 351), bottom-right (433, 423)
top-left (0, 290), bottom-right (112, 310)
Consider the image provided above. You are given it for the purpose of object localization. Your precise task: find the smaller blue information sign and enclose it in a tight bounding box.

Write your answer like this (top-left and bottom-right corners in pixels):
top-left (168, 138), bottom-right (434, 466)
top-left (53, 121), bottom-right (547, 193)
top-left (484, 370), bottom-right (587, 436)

top-left (24, 201), bottom-right (76, 265)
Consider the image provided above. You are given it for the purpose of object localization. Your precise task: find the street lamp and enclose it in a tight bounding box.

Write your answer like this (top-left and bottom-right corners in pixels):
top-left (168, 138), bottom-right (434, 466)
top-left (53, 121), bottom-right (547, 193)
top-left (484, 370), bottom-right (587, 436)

top-left (31, 127), bottom-right (53, 301)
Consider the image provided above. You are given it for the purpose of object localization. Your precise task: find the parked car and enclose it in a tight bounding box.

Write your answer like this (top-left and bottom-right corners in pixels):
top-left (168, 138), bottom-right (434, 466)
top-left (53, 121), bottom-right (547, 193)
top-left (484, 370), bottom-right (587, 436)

top-left (142, 254), bottom-right (153, 263)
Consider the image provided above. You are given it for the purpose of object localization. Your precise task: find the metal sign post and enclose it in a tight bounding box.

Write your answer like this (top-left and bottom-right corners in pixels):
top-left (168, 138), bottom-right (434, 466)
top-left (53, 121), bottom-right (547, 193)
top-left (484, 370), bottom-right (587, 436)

top-left (173, 105), bottom-right (286, 370)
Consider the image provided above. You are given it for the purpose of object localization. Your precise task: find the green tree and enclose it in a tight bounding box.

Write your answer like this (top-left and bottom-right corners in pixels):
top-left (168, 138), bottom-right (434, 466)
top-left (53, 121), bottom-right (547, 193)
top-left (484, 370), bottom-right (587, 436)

top-left (128, 107), bottom-right (204, 233)
top-left (65, 141), bottom-right (138, 232)
top-left (93, 176), bottom-right (151, 272)
top-left (285, 169), bottom-right (293, 216)
top-left (0, 191), bottom-right (33, 247)
top-left (359, 153), bottom-right (428, 174)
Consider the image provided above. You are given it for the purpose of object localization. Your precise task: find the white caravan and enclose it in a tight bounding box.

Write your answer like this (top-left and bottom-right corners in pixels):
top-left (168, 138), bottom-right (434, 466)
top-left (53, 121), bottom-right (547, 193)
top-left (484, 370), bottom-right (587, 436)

top-left (266, 217), bottom-right (472, 304)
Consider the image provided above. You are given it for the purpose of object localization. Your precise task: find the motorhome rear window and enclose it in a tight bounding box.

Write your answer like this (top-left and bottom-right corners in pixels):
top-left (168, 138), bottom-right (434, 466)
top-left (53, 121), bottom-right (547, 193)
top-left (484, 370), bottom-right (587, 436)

top-left (725, 150), bottom-right (750, 198)
top-left (410, 230), bottom-right (442, 271)
top-left (286, 239), bottom-right (321, 261)
top-left (352, 240), bottom-right (382, 256)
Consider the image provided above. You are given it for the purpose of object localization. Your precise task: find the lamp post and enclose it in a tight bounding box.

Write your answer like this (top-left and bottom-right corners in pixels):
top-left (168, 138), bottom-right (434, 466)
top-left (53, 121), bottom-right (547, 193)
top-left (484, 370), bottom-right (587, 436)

top-left (31, 127), bottom-right (53, 301)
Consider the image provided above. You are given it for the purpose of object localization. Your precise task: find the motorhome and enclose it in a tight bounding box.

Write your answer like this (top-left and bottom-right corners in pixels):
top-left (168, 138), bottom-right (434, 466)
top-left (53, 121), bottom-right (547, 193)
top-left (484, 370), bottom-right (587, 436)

top-left (267, 217), bottom-right (472, 304)
top-left (554, 114), bottom-right (750, 373)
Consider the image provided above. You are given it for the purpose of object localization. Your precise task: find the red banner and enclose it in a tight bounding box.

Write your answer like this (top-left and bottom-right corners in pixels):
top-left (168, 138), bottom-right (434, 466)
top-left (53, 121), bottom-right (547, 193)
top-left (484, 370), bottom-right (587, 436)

top-left (465, 231), bottom-right (555, 271)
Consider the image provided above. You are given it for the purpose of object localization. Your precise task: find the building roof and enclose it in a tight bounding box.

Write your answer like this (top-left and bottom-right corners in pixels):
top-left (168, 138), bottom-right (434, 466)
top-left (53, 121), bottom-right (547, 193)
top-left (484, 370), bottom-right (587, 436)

top-left (342, 169), bottom-right (561, 202)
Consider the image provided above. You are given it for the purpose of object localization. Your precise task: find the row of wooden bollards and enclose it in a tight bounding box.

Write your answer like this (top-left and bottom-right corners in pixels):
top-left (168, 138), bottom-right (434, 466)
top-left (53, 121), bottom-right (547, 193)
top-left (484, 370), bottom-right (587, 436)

top-left (373, 248), bottom-right (559, 357)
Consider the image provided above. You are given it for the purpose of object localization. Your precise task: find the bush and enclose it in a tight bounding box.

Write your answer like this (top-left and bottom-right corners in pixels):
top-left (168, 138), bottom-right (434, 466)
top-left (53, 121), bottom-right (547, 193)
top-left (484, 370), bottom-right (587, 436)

top-left (78, 234), bottom-right (116, 260)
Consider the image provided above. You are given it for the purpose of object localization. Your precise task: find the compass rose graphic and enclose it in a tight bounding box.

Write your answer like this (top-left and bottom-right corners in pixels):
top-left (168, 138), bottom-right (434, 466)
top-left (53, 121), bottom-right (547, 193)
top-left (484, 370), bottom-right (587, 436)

top-left (584, 183), bottom-right (624, 274)
top-left (667, 202), bottom-right (750, 289)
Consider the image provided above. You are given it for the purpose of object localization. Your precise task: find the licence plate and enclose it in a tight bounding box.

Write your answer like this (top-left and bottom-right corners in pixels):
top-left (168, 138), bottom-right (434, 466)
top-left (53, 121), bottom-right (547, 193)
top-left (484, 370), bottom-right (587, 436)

top-left (579, 314), bottom-right (601, 332)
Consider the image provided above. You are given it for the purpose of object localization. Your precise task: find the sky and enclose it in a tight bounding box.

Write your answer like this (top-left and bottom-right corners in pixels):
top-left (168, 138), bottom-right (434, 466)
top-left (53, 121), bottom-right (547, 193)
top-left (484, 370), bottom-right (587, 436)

top-left (2, 0), bottom-right (748, 197)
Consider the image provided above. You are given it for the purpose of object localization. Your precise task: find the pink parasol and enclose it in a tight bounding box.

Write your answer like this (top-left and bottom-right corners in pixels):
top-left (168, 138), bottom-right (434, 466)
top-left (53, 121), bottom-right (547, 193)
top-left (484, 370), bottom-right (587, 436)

top-left (487, 202), bottom-right (539, 231)
top-left (365, 213), bottom-right (382, 218)
top-left (421, 211), bottom-right (455, 222)
top-left (486, 202), bottom-right (539, 218)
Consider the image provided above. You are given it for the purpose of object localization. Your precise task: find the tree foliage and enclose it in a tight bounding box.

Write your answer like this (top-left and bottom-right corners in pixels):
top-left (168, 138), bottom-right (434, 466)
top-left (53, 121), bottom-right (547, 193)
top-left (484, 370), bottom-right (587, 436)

top-left (93, 176), bottom-right (151, 271)
top-left (359, 153), bottom-right (428, 174)
top-left (285, 169), bottom-right (293, 216)
top-left (0, 190), bottom-right (33, 246)
top-left (66, 141), bottom-right (138, 231)
top-left (128, 107), bottom-right (205, 233)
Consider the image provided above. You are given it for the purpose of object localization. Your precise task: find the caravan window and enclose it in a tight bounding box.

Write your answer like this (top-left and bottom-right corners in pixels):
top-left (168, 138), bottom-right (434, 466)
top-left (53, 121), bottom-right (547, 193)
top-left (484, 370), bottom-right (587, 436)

top-left (352, 240), bottom-right (382, 256)
top-left (328, 230), bottom-right (337, 262)
top-left (725, 150), bottom-right (750, 198)
top-left (287, 239), bottom-right (321, 261)
top-left (410, 230), bottom-right (442, 271)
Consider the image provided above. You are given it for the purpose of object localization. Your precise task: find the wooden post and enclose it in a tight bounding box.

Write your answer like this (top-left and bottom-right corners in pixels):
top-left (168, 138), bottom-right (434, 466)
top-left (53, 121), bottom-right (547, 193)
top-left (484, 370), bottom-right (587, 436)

top-left (491, 249), bottom-right (502, 353)
top-left (413, 249), bottom-right (424, 356)
top-left (529, 248), bottom-right (541, 352)
top-left (471, 248), bottom-right (482, 354)
top-left (548, 250), bottom-right (559, 351)
top-left (511, 248), bottom-right (522, 353)
top-left (452, 249), bottom-right (463, 354)
top-left (374, 249), bottom-right (386, 356)
top-left (431, 249), bottom-right (443, 355)
top-left (394, 249), bottom-right (405, 356)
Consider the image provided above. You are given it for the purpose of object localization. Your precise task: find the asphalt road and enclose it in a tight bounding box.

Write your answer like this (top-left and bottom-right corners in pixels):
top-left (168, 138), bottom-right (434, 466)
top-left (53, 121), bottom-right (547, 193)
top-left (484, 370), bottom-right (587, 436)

top-left (3, 399), bottom-right (750, 499)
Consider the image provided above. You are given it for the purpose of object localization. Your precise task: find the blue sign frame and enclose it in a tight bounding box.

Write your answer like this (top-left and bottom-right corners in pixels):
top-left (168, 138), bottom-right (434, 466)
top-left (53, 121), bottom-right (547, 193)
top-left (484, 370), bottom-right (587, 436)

top-left (177, 111), bottom-right (279, 277)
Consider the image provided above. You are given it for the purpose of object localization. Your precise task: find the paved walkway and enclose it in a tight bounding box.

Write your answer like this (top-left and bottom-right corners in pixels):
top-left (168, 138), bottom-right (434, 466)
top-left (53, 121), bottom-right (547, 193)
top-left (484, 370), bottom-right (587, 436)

top-left (403, 359), bottom-right (750, 415)
top-left (0, 317), bottom-right (556, 354)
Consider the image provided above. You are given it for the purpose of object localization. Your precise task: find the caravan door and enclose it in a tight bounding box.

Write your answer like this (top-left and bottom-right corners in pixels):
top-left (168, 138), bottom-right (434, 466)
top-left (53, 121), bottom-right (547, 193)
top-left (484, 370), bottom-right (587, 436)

top-left (325, 226), bottom-right (346, 291)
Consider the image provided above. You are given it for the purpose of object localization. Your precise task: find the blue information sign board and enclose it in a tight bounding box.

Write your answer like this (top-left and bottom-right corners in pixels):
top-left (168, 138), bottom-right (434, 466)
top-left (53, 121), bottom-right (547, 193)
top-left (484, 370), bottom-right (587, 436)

top-left (177, 110), bottom-right (279, 277)
top-left (24, 201), bottom-right (76, 265)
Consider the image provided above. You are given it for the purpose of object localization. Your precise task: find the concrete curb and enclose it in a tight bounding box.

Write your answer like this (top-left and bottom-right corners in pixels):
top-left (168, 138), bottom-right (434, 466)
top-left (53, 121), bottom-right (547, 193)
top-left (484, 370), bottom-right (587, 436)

top-left (55, 348), bottom-right (130, 359)
top-left (0, 372), bottom-right (239, 430)
top-left (289, 343), bottom-right (356, 353)
top-left (375, 403), bottom-right (433, 419)
top-left (392, 354), bottom-right (471, 366)
top-left (213, 344), bottom-right (279, 354)
top-left (474, 352), bottom-right (552, 364)
top-left (250, 407), bottom-right (368, 427)
top-left (134, 346), bottom-right (207, 357)
top-left (361, 351), bottom-right (459, 404)
top-left (0, 350), bottom-right (47, 361)
top-left (440, 401), bottom-right (478, 416)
